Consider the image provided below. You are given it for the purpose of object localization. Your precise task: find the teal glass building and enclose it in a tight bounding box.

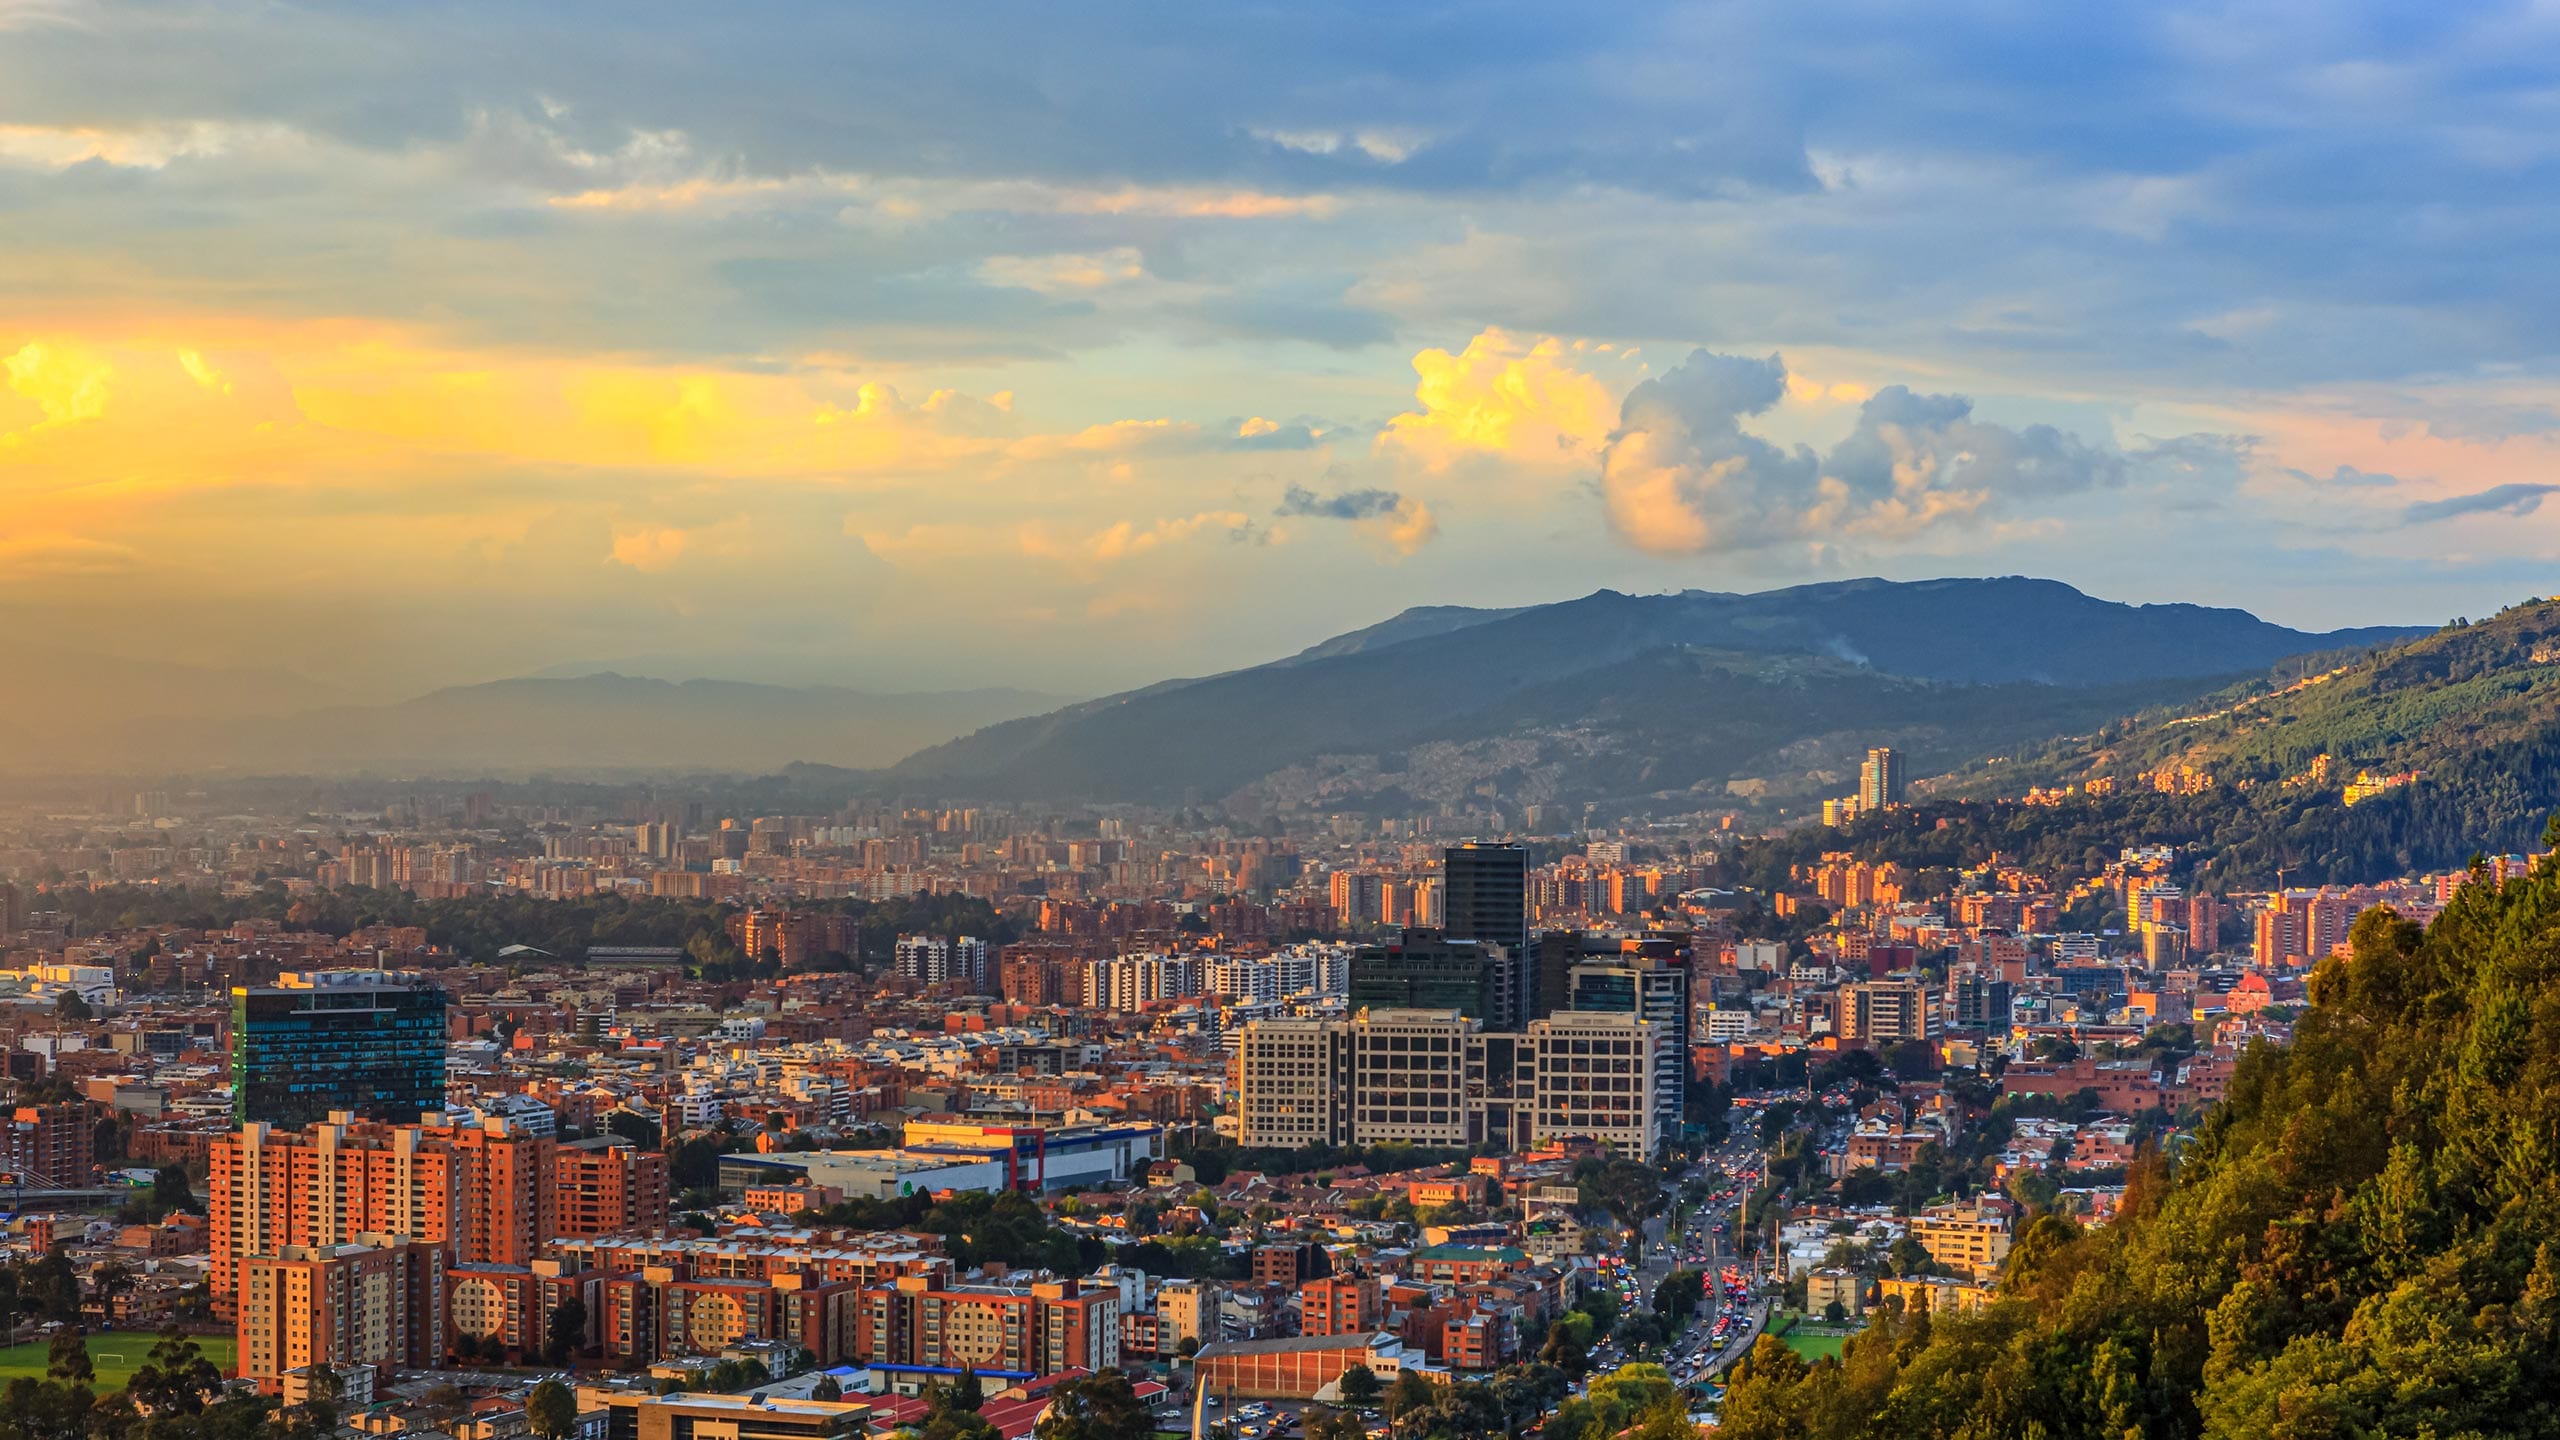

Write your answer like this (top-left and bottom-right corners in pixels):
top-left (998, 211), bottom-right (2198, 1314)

top-left (230, 971), bottom-right (449, 1127)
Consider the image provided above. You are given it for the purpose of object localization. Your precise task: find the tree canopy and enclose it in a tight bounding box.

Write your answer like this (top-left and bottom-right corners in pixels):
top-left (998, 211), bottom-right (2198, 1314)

top-left (1714, 840), bottom-right (2560, 1438)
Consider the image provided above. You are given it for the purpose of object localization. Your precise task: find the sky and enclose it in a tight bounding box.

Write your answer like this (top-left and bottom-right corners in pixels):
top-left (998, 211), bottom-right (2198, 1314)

top-left (7, 1), bottom-right (2560, 701)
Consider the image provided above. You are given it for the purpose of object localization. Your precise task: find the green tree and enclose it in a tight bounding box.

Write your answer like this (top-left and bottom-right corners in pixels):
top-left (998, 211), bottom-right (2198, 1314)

top-left (527, 1379), bottom-right (577, 1440)
top-left (1650, 1269), bottom-right (1705, 1323)
top-left (46, 1329), bottom-right (92, 1384)
top-left (1033, 1369), bottom-right (1153, 1440)
top-left (812, 1374), bottom-right (844, 1402)
top-left (545, 1294), bottom-right (588, 1364)
top-left (127, 1331), bottom-right (225, 1416)
top-left (1336, 1363), bottom-right (1383, 1409)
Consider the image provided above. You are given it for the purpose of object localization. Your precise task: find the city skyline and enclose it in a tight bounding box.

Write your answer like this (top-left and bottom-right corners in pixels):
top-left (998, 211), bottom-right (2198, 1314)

top-left (9, 4), bottom-right (2560, 700)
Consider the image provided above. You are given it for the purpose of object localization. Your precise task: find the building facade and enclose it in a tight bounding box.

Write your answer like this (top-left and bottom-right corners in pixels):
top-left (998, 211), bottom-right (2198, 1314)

top-left (230, 970), bottom-right (448, 1128)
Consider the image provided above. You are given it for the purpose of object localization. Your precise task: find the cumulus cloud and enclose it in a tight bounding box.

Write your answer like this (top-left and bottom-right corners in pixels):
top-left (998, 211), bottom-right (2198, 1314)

top-left (1378, 329), bottom-right (1620, 472)
top-left (2403, 483), bottom-right (2560, 523)
top-left (1599, 348), bottom-right (2135, 555)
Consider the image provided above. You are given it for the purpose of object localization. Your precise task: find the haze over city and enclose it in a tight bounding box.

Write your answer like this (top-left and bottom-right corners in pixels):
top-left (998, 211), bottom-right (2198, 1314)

top-left (10, 4), bottom-right (2560, 702)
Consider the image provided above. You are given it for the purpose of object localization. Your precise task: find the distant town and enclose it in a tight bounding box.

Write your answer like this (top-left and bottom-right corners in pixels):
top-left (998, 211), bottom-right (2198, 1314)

top-left (0, 748), bottom-right (2508, 1434)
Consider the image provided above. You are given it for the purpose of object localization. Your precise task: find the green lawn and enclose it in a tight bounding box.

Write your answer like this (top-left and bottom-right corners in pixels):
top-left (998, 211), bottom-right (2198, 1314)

top-left (0, 1334), bottom-right (236, 1391)
top-left (1770, 1314), bottom-right (1856, 1363)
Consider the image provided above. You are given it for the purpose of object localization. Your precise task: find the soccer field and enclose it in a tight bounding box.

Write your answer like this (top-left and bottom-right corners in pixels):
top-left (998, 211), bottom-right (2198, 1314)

top-left (0, 1334), bottom-right (237, 1392)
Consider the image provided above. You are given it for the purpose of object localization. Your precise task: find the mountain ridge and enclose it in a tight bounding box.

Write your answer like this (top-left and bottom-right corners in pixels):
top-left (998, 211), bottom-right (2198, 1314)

top-left (891, 577), bottom-right (2427, 808)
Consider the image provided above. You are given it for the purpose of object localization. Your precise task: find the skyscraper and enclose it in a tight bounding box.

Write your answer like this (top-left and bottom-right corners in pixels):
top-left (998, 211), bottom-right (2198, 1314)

top-left (230, 970), bottom-right (448, 1128)
top-left (1443, 842), bottom-right (1529, 1028)
top-left (1859, 747), bottom-right (1907, 810)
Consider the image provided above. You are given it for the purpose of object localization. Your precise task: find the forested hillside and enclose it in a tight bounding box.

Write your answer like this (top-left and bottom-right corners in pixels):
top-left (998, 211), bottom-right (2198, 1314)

top-left (1715, 826), bottom-right (2560, 1438)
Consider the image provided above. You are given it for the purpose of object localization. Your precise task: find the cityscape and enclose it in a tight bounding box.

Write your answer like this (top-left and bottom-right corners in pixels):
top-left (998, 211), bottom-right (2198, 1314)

top-left (9, 3), bottom-right (2560, 1438)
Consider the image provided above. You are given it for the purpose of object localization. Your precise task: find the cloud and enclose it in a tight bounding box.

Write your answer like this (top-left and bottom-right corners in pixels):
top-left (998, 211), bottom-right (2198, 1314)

top-left (0, 531), bottom-right (137, 577)
top-left (2285, 463), bottom-right (2402, 488)
top-left (1379, 328), bottom-right (1620, 472)
top-left (1277, 484), bottom-right (1404, 520)
top-left (2403, 483), bottom-right (2560, 524)
top-left (1599, 349), bottom-right (2132, 555)
top-left (608, 526), bottom-right (689, 572)
top-left (975, 247), bottom-right (1148, 294)
top-left (1225, 417), bottom-right (1325, 451)
top-left (3, 340), bottom-right (112, 430)
top-left (1274, 483), bottom-right (1436, 556)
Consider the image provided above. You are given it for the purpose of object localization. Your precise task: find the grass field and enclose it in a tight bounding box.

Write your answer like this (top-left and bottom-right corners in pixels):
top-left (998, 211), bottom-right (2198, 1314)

top-left (1772, 1315), bottom-right (1855, 1363)
top-left (0, 1334), bottom-right (237, 1392)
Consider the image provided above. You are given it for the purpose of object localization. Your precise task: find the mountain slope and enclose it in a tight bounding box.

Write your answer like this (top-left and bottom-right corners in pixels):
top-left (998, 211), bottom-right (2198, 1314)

top-left (892, 578), bottom-right (2424, 806)
top-left (1897, 599), bottom-right (2560, 881)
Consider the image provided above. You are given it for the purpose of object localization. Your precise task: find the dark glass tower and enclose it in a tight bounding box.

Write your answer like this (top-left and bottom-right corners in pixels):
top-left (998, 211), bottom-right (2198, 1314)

top-left (1442, 842), bottom-right (1529, 1029)
top-left (1348, 929), bottom-right (1503, 1020)
top-left (231, 971), bottom-right (448, 1127)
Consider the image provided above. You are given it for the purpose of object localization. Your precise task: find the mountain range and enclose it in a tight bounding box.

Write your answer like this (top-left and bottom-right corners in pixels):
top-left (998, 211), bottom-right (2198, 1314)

top-left (0, 668), bottom-right (1070, 777)
top-left (889, 577), bottom-right (2425, 811)
top-left (0, 577), bottom-right (2427, 786)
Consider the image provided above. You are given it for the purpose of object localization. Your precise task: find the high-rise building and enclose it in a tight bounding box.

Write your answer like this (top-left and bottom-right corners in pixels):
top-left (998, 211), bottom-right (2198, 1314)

top-left (1566, 952), bottom-right (1689, 1143)
top-left (230, 970), bottom-right (448, 1128)
top-left (1235, 1019), bottom-right (1347, 1149)
top-left (1858, 747), bottom-right (1907, 811)
top-left (209, 1114), bottom-right (553, 1313)
top-left (1443, 843), bottom-right (1530, 1027)
top-left (2, 1103), bottom-right (96, 1187)
top-left (892, 934), bottom-right (988, 989)
top-left (1344, 1009), bottom-right (1474, 1147)
top-left (554, 1136), bottom-right (672, 1238)
top-left (1348, 929), bottom-right (1509, 1024)
top-left (1947, 972), bottom-right (2013, 1031)
top-left (1842, 981), bottom-right (1931, 1045)
top-left (1525, 1011), bottom-right (1663, 1161)
top-left (237, 1238), bottom-right (446, 1390)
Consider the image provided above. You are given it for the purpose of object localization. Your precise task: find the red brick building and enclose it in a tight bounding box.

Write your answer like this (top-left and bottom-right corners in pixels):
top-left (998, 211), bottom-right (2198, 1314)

top-left (1300, 1276), bottom-right (1381, 1338)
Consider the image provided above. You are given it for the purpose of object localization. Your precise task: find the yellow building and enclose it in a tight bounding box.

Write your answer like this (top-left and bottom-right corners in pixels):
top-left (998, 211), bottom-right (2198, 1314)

top-left (1911, 1202), bottom-right (2012, 1281)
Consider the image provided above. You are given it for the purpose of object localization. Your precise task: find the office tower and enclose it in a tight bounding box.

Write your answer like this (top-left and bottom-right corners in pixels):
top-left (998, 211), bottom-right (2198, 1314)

top-left (1236, 1019), bottom-right (1349, 1148)
top-left (1525, 1011), bottom-right (1663, 1161)
top-left (1842, 980), bottom-right (1931, 1044)
top-left (1947, 972), bottom-right (2013, 1031)
top-left (1348, 929), bottom-right (1505, 1022)
top-left (0, 880), bottom-right (22, 940)
top-left (230, 970), bottom-right (448, 1128)
top-left (1235, 1008), bottom-right (1663, 1161)
top-left (1566, 954), bottom-right (1689, 1142)
top-left (1443, 843), bottom-right (1530, 1028)
top-left (1343, 1009), bottom-right (1474, 1147)
top-left (1531, 932), bottom-right (1578, 1021)
top-left (1858, 747), bottom-right (1907, 810)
